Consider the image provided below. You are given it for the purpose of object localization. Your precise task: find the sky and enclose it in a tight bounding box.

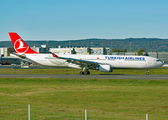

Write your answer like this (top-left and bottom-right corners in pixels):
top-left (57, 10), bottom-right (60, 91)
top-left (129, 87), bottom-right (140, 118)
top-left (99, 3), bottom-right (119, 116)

top-left (0, 0), bottom-right (168, 41)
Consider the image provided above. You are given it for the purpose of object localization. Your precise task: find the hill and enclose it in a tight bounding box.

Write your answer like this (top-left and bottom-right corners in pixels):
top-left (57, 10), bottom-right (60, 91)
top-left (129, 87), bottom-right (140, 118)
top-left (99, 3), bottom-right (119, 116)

top-left (0, 38), bottom-right (168, 52)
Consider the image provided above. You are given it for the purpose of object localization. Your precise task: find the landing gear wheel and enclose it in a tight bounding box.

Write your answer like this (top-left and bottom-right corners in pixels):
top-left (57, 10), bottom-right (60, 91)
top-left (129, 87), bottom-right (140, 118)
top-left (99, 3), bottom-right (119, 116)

top-left (79, 71), bottom-right (90, 75)
top-left (146, 69), bottom-right (150, 75)
top-left (80, 66), bottom-right (90, 75)
top-left (84, 71), bottom-right (90, 75)
top-left (79, 71), bottom-right (84, 75)
top-left (146, 72), bottom-right (149, 75)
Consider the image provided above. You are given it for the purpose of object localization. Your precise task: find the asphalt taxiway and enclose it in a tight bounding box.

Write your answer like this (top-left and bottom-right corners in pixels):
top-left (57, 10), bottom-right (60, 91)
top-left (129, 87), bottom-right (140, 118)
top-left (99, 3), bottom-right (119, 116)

top-left (0, 74), bottom-right (168, 80)
top-left (0, 65), bottom-right (168, 79)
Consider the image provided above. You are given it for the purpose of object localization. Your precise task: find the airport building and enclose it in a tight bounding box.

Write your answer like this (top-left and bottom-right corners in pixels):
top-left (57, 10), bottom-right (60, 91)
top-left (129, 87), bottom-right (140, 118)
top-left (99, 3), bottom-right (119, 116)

top-left (49, 47), bottom-right (110, 55)
top-left (30, 46), bottom-right (40, 53)
top-left (49, 47), bottom-right (75, 54)
top-left (0, 57), bottom-right (21, 65)
top-left (90, 47), bottom-right (104, 55)
top-left (0, 47), bottom-right (8, 57)
top-left (148, 52), bottom-right (168, 62)
top-left (0, 46), bottom-right (168, 64)
top-left (74, 47), bottom-right (89, 55)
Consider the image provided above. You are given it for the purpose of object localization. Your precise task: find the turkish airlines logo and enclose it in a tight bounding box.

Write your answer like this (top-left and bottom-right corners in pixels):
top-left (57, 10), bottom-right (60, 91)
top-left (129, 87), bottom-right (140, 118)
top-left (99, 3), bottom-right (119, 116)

top-left (14, 39), bottom-right (29, 53)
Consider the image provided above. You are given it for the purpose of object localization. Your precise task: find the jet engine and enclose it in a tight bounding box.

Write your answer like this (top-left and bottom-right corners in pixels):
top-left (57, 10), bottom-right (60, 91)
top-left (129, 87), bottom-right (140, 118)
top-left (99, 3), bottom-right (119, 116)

top-left (98, 65), bottom-right (113, 72)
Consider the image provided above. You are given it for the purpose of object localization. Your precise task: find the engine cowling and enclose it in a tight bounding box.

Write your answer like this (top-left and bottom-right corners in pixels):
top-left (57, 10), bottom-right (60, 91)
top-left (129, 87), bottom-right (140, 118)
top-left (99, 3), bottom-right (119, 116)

top-left (98, 65), bottom-right (113, 72)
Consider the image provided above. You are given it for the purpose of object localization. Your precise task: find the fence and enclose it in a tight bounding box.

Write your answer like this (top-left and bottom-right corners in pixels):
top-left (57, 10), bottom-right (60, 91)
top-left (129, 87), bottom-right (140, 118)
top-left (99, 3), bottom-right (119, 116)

top-left (0, 103), bottom-right (168, 120)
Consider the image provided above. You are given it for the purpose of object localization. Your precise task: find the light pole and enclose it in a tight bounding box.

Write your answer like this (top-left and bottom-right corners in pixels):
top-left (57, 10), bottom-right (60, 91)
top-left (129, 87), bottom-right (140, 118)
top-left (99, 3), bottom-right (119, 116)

top-left (130, 42), bottom-right (132, 52)
top-left (46, 41), bottom-right (48, 53)
top-left (91, 42), bottom-right (93, 48)
top-left (69, 41), bottom-right (70, 48)
top-left (91, 42), bottom-right (93, 54)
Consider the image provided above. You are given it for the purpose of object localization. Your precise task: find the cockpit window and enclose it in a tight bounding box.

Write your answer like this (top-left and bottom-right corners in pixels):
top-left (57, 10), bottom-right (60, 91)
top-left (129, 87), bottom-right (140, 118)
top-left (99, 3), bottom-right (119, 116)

top-left (156, 59), bottom-right (161, 62)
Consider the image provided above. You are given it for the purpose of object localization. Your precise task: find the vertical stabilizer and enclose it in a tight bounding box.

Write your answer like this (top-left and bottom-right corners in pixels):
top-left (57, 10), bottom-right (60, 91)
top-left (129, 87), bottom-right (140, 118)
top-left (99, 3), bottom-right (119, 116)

top-left (9, 32), bottom-right (39, 54)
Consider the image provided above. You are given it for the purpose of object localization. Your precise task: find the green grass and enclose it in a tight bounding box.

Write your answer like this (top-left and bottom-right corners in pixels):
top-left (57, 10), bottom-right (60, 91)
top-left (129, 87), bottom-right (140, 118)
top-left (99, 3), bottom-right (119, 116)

top-left (0, 68), bottom-right (168, 119)
top-left (0, 68), bottom-right (168, 74)
top-left (0, 78), bottom-right (168, 119)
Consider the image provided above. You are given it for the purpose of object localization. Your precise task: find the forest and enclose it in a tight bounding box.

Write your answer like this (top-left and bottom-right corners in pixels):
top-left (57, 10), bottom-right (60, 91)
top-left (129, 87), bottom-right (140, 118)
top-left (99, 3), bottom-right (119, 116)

top-left (0, 38), bottom-right (168, 52)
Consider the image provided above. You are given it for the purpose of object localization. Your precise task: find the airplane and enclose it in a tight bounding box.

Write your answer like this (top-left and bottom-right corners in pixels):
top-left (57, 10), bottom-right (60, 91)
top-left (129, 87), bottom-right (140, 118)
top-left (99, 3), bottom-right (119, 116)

top-left (9, 32), bottom-right (164, 75)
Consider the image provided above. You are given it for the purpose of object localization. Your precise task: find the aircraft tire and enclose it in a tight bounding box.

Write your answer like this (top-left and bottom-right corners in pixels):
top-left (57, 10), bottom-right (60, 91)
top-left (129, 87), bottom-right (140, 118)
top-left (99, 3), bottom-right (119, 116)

top-left (146, 72), bottom-right (149, 75)
top-left (79, 71), bottom-right (84, 75)
top-left (84, 71), bottom-right (87, 75)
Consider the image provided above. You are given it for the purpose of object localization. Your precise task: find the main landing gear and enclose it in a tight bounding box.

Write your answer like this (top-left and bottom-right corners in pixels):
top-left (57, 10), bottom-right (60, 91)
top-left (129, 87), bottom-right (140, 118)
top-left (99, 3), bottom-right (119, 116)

top-left (79, 71), bottom-right (90, 75)
top-left (146, 69), bottom-right (150, 75)
top-left (79, 66), bottom-right (90, 75)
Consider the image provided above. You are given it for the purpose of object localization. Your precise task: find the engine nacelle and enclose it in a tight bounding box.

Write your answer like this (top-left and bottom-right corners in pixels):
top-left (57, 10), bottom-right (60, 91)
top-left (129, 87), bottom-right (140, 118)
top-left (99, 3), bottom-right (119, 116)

top-left (98, 65), bottom-right (113, 72)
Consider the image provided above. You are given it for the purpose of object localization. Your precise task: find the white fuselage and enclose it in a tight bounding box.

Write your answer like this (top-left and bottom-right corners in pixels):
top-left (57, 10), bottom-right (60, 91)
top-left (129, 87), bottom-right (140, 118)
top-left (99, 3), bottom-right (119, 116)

top-left (21, 54), bottom-right (164, 69)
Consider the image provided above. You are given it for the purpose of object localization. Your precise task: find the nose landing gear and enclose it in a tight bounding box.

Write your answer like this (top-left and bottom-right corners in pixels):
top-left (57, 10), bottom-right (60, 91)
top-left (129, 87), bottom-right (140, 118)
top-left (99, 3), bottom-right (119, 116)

top-left (146, 69), bottom-right (150, 75)
top-left (79, 71), bottom-right (90, 75)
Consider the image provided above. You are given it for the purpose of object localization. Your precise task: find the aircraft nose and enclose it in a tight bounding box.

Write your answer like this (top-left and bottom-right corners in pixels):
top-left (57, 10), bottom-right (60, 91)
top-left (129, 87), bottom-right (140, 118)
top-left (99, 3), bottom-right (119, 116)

top-left (161, 61), bottom-right (164, 67)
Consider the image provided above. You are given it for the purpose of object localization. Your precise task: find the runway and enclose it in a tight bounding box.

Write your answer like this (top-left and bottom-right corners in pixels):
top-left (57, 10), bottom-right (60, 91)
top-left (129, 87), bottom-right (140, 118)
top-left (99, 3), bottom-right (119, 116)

top-left (0, 74), bottom-right (168, 80)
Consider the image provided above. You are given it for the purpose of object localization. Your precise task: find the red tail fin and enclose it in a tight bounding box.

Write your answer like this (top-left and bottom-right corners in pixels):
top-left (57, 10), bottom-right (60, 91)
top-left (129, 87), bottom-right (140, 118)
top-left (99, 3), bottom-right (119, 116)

top-left (9, 32), bottom-right (39, 54)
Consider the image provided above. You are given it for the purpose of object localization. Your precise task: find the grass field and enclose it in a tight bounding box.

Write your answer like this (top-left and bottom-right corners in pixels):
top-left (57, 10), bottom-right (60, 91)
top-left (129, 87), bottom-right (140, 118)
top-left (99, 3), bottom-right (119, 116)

top-left (0, 68), bottom-right (168, 119)
top-left (0, 78), bottom-right (168, 119)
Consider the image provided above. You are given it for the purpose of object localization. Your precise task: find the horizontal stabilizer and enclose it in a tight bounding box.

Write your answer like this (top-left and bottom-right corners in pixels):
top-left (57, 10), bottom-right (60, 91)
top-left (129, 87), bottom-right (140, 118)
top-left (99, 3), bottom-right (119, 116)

top-left (11, 52), bottom-right (26, 59)
top-left (52, 53), bottom-right (59, 57)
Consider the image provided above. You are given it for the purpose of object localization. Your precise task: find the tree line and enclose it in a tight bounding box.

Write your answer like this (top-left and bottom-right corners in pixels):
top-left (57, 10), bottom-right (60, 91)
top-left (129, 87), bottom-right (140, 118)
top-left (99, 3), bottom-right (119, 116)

top-left (1, 37), bottom-right (168, 52)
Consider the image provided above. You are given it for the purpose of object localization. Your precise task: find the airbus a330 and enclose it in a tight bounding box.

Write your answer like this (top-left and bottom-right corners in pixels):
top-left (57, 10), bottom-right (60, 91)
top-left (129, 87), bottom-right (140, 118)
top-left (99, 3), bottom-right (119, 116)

top-left (9, 32), bottom-right (164, 75)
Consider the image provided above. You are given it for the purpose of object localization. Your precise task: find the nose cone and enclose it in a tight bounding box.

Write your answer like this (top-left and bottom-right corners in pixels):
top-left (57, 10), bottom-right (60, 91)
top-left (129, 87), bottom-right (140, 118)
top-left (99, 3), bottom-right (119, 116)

top-left (161, 61), bottom-right (164, 67)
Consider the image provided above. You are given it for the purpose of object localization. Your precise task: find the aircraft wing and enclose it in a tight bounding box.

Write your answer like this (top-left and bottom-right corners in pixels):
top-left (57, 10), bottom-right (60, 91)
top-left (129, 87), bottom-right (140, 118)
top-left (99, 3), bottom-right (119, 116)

top-left (52, 53), bottom-right (98, 68)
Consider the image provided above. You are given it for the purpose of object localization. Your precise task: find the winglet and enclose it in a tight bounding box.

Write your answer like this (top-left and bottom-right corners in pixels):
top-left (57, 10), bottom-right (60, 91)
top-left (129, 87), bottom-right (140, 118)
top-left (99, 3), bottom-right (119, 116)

top-left (9, 32), bottom-right (39, 54)
top-left (52, 53), bottom-right (59, 57)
